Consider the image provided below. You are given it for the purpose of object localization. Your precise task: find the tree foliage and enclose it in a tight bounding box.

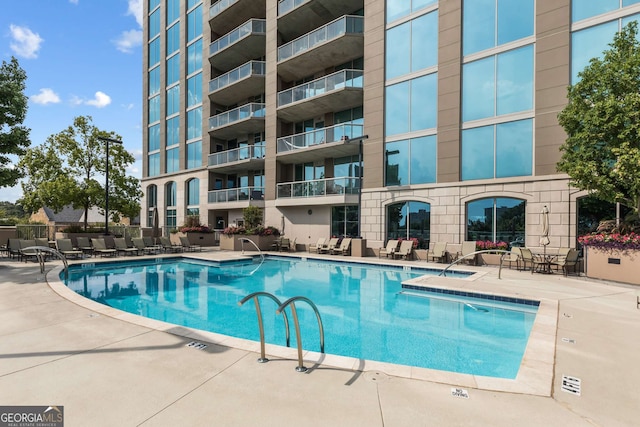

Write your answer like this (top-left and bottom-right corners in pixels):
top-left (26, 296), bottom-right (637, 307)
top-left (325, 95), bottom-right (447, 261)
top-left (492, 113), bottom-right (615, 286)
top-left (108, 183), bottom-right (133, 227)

top-left (0, 57), bottom-right (30, 188)
top-left (19, 115), bottom-right (141, 229)
top-left (558, 22), bottom-right (640, 217)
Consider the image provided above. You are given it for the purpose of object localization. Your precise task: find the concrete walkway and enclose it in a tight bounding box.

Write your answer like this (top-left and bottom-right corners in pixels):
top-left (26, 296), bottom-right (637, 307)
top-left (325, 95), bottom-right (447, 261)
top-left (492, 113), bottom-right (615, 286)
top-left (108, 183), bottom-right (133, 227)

top-left (0, 252), bottom-right (639, 426)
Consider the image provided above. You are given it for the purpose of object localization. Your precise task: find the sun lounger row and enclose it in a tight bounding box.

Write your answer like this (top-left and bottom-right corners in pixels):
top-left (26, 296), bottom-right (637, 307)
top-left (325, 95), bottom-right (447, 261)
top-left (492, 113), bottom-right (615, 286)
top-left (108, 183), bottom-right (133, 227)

top-left (306, 237), bottom-right (352, 255)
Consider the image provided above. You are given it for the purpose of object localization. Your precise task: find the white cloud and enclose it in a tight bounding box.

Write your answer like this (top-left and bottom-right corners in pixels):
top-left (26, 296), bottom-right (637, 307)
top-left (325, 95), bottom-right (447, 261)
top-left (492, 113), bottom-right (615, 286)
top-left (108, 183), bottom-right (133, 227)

top-left (127, 0), bottom-right (143, 28)
top-left (30, 88), bottom-right (61, 105)
top-left (69, 0), bottom-right (79, 4)
top-left (114, 29), bottom-right (142, 53)
top-left (9, 25), bottom-right (44, 59)
top-left (85, 91), bottom-right (112, 108)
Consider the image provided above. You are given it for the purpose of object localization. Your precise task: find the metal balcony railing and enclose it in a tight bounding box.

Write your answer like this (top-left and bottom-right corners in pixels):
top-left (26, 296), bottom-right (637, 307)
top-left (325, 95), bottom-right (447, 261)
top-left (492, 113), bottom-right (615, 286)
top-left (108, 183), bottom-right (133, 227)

top-left (276, 177), bottom-right (360, 198)
top-left (277, 0), bottom-right (309, 16)
top-left (208, 103), bottom-right (265, 130)
top-left (209, 0), bottom-right (240, 18)
top-left (209, 61), bottom-right (265, 94)
top-left (208, 144), bottom-right (265, 166)
top-left (276, 123), bottom-right (364, 153)
top-left (208, 186), bottom-right (265, 203)
top-left (209, 19), bottom-right (266, 57)
top-left (277, 69), bottom-right (363, 107)
top-left (278, 16), bottom-right (364, 62)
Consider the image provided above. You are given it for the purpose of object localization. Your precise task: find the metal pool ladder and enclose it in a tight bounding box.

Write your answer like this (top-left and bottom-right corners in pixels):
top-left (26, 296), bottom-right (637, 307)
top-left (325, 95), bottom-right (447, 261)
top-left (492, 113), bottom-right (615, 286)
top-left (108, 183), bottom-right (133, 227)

top-left (239, 292), bottom-right (325, 372)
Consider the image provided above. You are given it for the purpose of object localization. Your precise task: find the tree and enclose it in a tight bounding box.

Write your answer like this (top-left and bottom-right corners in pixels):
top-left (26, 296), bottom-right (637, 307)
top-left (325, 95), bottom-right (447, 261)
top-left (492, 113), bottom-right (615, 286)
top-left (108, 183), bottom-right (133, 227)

top-left (19, 115), bottom-right (141, 229)
top-left (558, 21), bottom-right (640, 218)
top-left (0, 57), bottom-right (30, 188)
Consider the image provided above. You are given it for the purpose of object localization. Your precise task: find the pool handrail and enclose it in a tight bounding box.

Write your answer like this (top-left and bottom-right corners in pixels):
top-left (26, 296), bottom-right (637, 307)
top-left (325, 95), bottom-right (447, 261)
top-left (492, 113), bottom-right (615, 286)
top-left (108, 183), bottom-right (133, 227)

top-left (22, 246), bottom-right (69, 278)
top-left (238, 237), bottom-right (264, 264)
top-left (276, 296), bottom-right (325, 373)
top-left (238, 292), bottom-right (291, 363)
top-left (439, 249), bottom-right (513, 279)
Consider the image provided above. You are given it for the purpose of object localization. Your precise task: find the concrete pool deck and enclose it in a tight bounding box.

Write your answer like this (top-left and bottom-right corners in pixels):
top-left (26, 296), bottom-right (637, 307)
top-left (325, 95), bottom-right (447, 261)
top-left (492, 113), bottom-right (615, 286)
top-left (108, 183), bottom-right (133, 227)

top-left (1, 250), bottom-right (639, 426)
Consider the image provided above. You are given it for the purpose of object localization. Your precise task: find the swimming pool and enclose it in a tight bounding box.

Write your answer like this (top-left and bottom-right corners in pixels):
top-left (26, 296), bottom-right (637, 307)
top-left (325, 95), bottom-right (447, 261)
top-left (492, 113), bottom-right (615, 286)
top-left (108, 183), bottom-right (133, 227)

top-left (63, 256), bottom-right (538, 379)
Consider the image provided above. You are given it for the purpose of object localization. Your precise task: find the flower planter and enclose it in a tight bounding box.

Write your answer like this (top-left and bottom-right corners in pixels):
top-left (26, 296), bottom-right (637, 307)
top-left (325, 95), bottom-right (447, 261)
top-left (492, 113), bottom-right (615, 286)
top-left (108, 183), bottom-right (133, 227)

top-left (174, 231), bottom-right (216, 247)
top-left (219, 234), bottom-right (277, 251)
top-left (478, 253), bottom-right (504, 266)
top-left (585, 247), bottom-right (640, 285)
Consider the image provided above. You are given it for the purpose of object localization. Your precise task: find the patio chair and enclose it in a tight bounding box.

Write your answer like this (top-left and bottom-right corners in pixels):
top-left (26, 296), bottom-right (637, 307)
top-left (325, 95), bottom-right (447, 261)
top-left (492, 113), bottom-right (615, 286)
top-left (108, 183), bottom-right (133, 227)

top-left (457, 241), bottom-right (477, 265)
top-left (502, 247), bottom-right (521, 269)
top-left (76, 237), bottom-right (94, 257)
top-left (91, 238), bottom-right (117, 257)
top-left (179, 236), bottom-right (202, 252)
top-left (332, 238), bottom-right (352, 255)
top-left (114, 238), bottom-right (141, 256)
top-left (56, 239), bottom-right (83, 259)
top-left (308, 237), bottom-right (326, 253)
top-left (519, 248), bottom-right (534, 271)
top-left (159, 236), bottom-right (182, 253)
top-left (393, 240), bottom-right (414, 260)
top-left (379, 240), bottom-right (399, 258)
top-left (132, 237), bottom-right (161, 255)
top-left (288, 237), bottom-right (297, 252)
top-left (553, 247), bottom-right (571, 271)
top-left (8, 239), bottom-right (22, 260)
top-left (551, 248), bottom-right (580, 276)
top-left (19, 239), bottom-right (39, 263)
top-left (427, 242), bottom-right (448, 263)
top-left (278, 238), bottom-right (290, 252)
top-left (319, 238), bottom-right (339, 254)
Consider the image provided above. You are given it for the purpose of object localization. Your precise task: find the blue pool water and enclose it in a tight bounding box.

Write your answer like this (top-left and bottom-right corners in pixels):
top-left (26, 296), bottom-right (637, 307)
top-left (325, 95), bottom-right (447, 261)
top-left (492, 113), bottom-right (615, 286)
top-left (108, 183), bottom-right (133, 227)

top-left (63, 256), bottom-right (538, 378)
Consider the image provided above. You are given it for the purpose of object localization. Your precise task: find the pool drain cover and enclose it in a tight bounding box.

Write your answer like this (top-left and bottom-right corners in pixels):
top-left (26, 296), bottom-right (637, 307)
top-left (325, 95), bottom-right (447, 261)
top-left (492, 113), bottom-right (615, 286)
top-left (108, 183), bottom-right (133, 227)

top-left (185, 341), bottom-right (208, 350)
top-left (364, 371), bottom-right (389, 382)
top-left (561, 375), bottom-right (581, 396)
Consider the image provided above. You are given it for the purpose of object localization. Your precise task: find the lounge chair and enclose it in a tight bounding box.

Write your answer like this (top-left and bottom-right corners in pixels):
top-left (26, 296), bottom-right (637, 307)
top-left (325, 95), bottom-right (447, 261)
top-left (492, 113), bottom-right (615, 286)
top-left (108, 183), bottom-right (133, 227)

top-left (132, 237), bottom-right (161, 254)
top-left (332, 238), bottom-right (351, 255)
top-left (308, 237), bottom-right (326, 253)
top-left (393, 240), bottom-right (414, 260)
top-left (114, 238), bottom-right (141, 256)
top-left (319, 238), bottom-right (339, 254)
top-left (551, 248), bottom-right (580, 276)
top-left (8, 239), bottom-right (22, 260)
top-left (76, 237), bottom-right (94, 257)
top-left (159, 236), bottom-right (182, 253)
top-left (278, 238), bottom-right (290, 252)
top-left (56, 239), bottom-right (83, 259)
top-left (179, 236), bottom-right (201, 252)
top-left (458, 241), bottom-right (477, 265)
top-left (519, 248), bottom-right (534, 271)
top-left (91, 238), bottom-right (117, 257)
top-left (379, 240), bottom-right (399, 258)
top-left (502, 247), bottom-right (521, 269)
top-left (19, 239), bottom-right (39, 263)
top-left (427, 242), bottom-right (448, 263)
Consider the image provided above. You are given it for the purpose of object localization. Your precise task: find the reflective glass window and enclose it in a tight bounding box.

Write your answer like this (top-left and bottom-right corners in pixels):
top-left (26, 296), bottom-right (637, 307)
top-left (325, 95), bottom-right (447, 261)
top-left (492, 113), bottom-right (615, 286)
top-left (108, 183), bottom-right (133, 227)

top-left (187, 107), bottom-right (202, 140)
top-left (167, 54), bottom-right (180, 85)
top-left (461, 125), bottom-right (494, 180)
top-left (166, 147), bottom-right (180, 173)
top-left (411, 11), bottom-right (438, 72)
top-left (331, 206), bottom-right (358, 237)
top-left (166, 116), bottom-right (179, 147)
top-left (410, 135), bottom-right (437, 184)
top-left (385, 81), bottom-right (410, 136)
top-left (167, 23), bottom-right (180, 55)
top-left (386, 201), bottom-right (430, 248)
top-left (149, 9), bottom-right (160, 39)
top-left (148, 124), bottom-right (160, 151)
top-left (149, 38), bottom-right (160, 67)
top-left (572, 0), bottom-right (618, 22)
top-left (497, 0), bottom-right (534, 46)
top-left (495, 119), bottom-right (532, 178)
top-left (386, 23), bottom-right (410, 79)
top-left (386, 0), bottom-right (437, 23)
top-left (462, 56), bottom-right (495, 122)
top-left (187, 0), bottom-right (201, 9)
top-left (571, 21), bottom-right (618, 84)
top-left (148, 153), bottom-right (160, 176)
top-left (187, 140), bottom-right (202, 169)
top-left (410, 73), bottom-right (437, 131)
top-left (187, 179), bottom-right (200, 205)
top-left (187, 39), bottom-right (202, 74)
top-left (167, 0), bottom-right (180, 24)
top-left (147, 185), bottom-right (157, 208)
top-left (148, 96), bottom-right (160, 123)
top-left (187, 5), bottom-right (202, 42)
top-left (149, 0), bottom-right (160, 11)
top-left (148, 66), bottom-right (160, 96)
top-left (466, 198), bottom-right (525, 244)
top-left (166, 85), bottom-right (180, 116)
top-left (187, 73), bottom-right (202, 107)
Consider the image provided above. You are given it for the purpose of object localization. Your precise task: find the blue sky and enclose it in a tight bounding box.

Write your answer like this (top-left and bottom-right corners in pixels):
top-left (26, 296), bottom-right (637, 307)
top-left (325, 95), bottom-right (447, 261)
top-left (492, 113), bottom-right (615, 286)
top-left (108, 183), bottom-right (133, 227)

top-left (1, 0), bottom-right (143, 203)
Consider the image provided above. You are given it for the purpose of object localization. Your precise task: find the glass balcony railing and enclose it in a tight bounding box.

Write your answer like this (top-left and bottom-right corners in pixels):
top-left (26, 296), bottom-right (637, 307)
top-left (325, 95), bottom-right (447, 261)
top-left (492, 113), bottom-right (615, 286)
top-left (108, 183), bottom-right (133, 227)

top-left (278, 16), bottom-right (364, 62)
top-left (208, 143), bottom-right (266, 166)
top-left (208, 103), bottom-right (265, 130)
top-left (277, 123), bottom-right (364, 153)
top-left (277, 69), bottom-right (363, 107)
top-left (277, 0), bottom-right (309, 16)
top-left (209, 61), bottom-right (266, 93)
top-left (209, 19), bottom-right (266, 57)
top-left (208, 186), bottom-right (265, 203)
top-left (277, 177), bottom-right (360, 199)
top-left (209, 0), bottom-right (240, 18)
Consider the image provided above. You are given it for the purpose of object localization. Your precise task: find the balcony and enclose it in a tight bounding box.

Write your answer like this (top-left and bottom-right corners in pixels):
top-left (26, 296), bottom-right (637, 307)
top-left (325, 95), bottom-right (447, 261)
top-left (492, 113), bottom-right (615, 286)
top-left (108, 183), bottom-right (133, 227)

top-left (209, 61), bottom-right (265, 106)
top-left (208, 103), bottom-right (265, 139)
top-left (208, 186), bottom-right (265, 205)
top-left (209, 19), bottom-right (266, 72)
top-left (208, 144), bottom-right (265, 173)
top-left (209, 0), bottom-right (266, 36)
top-left (275, 177), bottom-right (360, 207)
top-left (277, 70), bottom-right (363, 122)
top-left (278, 16), bottom-right (364, 81)
top-left (276, 123), bottom-right (363, 163)
top-left (278, 0), bottom-right (364, 41)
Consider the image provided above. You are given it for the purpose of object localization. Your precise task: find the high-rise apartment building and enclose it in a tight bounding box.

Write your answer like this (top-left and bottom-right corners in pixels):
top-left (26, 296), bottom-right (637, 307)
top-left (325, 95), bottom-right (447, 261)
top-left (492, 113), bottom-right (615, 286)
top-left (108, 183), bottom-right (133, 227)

top-left (142, 0), bottom-right (640, 252)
